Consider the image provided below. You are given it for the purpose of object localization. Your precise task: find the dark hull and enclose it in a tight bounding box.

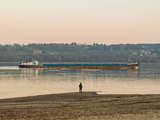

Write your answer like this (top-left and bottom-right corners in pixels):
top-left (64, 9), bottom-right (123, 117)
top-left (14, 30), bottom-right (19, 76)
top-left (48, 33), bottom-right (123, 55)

top-left (18, 63), bottom-right (139, 69)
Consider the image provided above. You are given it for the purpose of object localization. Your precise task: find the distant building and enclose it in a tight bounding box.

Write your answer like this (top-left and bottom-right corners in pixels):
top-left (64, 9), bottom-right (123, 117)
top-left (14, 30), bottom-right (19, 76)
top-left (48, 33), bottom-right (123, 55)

top-left (32, 50), bottom-right (42, 54)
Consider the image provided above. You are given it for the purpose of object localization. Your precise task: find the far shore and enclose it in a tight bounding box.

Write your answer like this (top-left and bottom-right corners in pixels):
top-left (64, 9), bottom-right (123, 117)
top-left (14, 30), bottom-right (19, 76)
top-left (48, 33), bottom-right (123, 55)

top-left (0, 92), bottom-right (160, 120)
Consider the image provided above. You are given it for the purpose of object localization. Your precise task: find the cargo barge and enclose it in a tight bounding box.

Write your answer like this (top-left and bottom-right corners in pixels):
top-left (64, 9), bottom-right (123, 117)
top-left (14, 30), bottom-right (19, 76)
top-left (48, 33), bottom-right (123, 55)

top-left (18, 61), bottom-right (139, 69)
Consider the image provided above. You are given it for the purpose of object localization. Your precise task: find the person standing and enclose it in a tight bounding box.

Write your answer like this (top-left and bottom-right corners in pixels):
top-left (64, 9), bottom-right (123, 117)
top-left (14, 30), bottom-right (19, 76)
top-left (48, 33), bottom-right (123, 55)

top-left (79, 82), bottom-right (83, 93)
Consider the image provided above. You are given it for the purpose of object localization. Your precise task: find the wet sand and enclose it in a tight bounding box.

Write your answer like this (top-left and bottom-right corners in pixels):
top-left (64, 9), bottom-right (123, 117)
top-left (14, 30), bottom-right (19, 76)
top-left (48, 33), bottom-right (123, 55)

top-left (0, 92), bottom-right (160, 120)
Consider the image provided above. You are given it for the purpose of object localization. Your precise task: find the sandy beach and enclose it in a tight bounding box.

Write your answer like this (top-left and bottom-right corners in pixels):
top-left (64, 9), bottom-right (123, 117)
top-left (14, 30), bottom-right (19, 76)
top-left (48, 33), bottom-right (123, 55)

top-left (0, 92), bottom-right (160, 120)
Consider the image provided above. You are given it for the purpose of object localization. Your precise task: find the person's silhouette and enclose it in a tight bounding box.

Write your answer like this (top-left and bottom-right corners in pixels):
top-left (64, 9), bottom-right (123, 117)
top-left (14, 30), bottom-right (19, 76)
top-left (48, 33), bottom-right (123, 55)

top-left (79, 82), bottom-right (83, 93)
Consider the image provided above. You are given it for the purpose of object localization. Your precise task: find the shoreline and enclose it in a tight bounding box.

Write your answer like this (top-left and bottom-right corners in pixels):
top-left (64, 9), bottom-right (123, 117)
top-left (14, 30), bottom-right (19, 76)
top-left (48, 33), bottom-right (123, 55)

top-left (0, 92), bottom-right (160, 120)
top-left (2, 91), bottom-right (160, 100)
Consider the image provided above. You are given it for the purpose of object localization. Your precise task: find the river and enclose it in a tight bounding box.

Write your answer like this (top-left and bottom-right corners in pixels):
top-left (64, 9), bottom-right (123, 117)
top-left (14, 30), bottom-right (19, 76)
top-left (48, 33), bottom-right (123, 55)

top-left (0, 63), bottom-right (160, 98)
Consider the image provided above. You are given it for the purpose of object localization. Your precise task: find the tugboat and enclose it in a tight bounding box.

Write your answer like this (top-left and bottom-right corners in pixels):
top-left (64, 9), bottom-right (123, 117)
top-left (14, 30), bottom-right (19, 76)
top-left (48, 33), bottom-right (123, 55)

top-left (18, 61), bottom-right (139, 69)
top-left (18, 61), bottom-right (42, 68)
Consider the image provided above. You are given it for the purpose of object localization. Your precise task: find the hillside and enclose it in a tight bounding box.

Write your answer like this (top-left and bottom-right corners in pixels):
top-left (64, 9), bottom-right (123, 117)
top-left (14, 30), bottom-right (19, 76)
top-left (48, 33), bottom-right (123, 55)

top-left (0, 43), bottom-right (160, 63)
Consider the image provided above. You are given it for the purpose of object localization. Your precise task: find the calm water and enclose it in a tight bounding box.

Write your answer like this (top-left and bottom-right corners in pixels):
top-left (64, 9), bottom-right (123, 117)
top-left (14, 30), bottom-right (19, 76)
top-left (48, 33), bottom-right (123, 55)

top-left (0, 63), bottom-right (160, 98)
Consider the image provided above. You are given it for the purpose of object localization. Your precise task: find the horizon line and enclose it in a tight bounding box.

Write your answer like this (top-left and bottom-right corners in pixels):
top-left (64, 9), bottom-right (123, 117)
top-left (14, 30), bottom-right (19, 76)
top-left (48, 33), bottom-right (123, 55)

top-left (0, 42), bottom-right (160, 45)
top-left (1, 42), bottom-right (160, 46)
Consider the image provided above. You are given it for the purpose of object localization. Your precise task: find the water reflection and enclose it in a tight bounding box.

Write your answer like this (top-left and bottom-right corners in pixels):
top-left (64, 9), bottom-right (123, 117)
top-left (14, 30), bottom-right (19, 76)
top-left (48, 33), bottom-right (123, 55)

top-left (0, 64), bottom-right (160, 98)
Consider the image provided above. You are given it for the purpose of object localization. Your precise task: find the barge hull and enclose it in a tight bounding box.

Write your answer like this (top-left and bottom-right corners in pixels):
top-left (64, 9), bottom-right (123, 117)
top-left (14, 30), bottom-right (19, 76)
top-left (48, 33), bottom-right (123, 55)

top-left (19, 63), bottom-right (139, 69)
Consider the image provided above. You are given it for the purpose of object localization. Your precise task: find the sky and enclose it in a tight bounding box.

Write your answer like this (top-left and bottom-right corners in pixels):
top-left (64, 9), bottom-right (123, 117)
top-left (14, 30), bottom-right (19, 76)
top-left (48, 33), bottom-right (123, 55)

top-left (0, 0), bottom-right (160, 44)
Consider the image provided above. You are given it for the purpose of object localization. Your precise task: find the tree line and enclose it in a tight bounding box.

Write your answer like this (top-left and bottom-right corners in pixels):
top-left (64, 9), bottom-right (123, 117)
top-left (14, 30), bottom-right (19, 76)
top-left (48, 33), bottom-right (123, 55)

top-left (0, 43), bottom-right (160, 63)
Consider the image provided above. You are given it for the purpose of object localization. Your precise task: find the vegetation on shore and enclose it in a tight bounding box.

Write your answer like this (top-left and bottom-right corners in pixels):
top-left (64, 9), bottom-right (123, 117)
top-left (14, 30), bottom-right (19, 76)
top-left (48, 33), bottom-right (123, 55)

top-left (0, 43), bottom-right (160, 63)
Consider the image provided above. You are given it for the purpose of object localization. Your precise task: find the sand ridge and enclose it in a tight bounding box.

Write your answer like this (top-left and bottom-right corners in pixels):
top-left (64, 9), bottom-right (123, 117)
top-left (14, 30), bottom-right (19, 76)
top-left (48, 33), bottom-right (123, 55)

top-left (0, 92), bottom-right (160, 120)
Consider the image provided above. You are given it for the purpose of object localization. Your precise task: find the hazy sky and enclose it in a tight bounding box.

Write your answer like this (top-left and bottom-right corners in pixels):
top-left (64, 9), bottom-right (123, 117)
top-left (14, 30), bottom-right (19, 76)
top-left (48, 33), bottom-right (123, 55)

top-left (0, 0), bottom-right (160, 44)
